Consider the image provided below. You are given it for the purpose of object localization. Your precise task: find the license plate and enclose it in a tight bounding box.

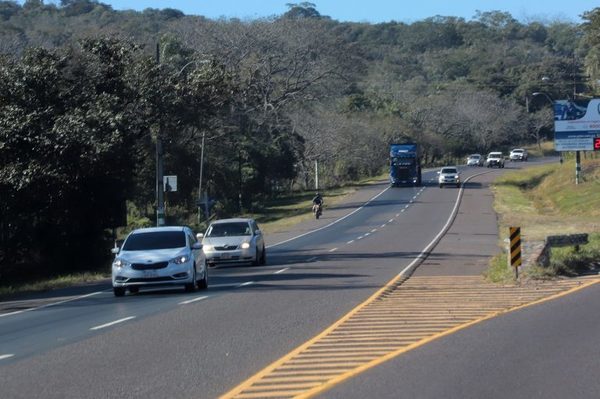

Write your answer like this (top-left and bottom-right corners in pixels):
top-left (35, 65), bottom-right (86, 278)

top-left (220, 253), bottom-right (232, 260)
top-left (144, 270), bottom-right (158, 278)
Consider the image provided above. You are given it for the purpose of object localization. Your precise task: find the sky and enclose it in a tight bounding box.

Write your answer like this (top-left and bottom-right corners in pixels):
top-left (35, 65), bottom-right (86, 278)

top-left (92, 0), bottom-right (595, 24)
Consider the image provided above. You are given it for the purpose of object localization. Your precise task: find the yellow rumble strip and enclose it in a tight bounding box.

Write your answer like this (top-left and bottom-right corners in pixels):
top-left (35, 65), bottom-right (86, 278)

top-left (221, 275), bottom-right (600, 399)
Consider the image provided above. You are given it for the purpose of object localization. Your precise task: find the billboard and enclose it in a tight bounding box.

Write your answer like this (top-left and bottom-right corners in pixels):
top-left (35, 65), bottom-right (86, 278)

top-left (554, 98), bottom-right (600, 151)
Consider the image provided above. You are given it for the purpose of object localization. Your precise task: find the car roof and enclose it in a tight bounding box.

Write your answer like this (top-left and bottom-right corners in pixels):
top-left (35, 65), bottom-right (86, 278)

top-left (488, 152), bottom-right (502, 155)
top-left (209, 218), bottom-right (255, 225)
top-left (440, 166), bottom-right (458, 171)
top-left (468, 154), bottom-right (481, 157)
top-left (512, 148), bottom-right (525, 151)
top-left (131, 226), bottom-right (187, 234)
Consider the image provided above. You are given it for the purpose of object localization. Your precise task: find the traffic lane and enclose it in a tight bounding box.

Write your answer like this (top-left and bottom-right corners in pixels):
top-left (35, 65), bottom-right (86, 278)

top-left (0, 237), bottom-right (440, 398)
top-left (321, 281), bottom-right (600, 399)
top-left (0, 173), bottom-right (470, 398)
top-left (0, 180), bottom-right (422, 364)
top-left (415, 169), bottom-right (504, 276)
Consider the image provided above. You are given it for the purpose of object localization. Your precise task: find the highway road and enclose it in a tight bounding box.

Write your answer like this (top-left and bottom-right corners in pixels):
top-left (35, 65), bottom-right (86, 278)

top-left (1, 159), bottom-right (598, 399)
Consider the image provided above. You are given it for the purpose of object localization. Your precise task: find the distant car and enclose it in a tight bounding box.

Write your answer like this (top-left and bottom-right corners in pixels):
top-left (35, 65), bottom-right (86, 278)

top-left (200, 218), bottom-right (266, 267)
top-left (509, 148), bottom-right (528, 161)
top-left (486, 152), bottom-right (505, 168)
top-left (466, 154), bottom-right (484, 167)
top-left (111, 226), bottom-right (207, 297)
top-left (438, 166), bottom-right (461, 188)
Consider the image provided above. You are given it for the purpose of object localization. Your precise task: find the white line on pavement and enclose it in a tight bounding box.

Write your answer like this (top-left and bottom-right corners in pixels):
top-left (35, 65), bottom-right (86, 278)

top-left (388, 219), bottom-right (394, 223)
top-left (328, 247), bottom-right (338, 252)
top-left (395, 213), bottom-right (400, 217)
top-left (404, 205), bottom-right (410, 208)
top-left (364, 233), bottom-right (371, 237)
top-left (347, 240), bottom-right (355, 244)
top-left (274, 268), bottom-right (289, 274)
top-left (237, 281), bottom-right (254, 288)
top-left (380, 224), bottom-right (386, 228)
top-left (90, 316), bottom-right (136, 331)
top-left (0, 291), bottom-right (105, 319)
top-left (0, 354), bottom-right (15, 360)
top-left (307, 256), bottom-right (318, 262)
top-left (268, 185), bottom-right (392, 248)
top-left (371, 229), bottom-right (377, 233)
top-left (179, 296), bottom-right (209, 305)
top-left (401, 209), bottom-right (405, 212)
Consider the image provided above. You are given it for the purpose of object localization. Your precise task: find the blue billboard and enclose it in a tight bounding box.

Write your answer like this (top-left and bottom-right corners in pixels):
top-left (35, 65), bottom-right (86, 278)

top-left (554, 99), bottom-right (600, 151)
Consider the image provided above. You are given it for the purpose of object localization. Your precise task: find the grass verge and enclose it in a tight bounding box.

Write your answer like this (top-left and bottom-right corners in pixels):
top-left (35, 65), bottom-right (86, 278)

top-left (489, 156), bottom-right (600, 282)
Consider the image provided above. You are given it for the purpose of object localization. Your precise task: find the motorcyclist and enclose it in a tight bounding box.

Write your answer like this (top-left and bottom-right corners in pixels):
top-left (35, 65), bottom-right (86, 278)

top-left (312, 192), bottom-right (323, 215)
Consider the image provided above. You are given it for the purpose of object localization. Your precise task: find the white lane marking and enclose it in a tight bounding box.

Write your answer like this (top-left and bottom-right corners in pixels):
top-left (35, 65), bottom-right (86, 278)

top-left (412, 196), bottom-right (417, 200)
top-left (395, 213), bottom-right (400, 217)
top-left (364, 232), bottom-right (371, 237)
top-left (274, 268), bottom-right (289, 275)
top-left (404, 205), bottom-right (410, 208)
top-left (400, 209), bottom-right (405, 212)
top-left (268, 185), bottom-right (392, 248)
top-left (357, 236), bottom-right (364, 240)
top-left (237, 281), bottom-right (254, 288)
top-left (307, 256), bottom-right (318, 262)
top-left (409, 200), bottom-right (414, 203)
top-left (328, 247), bottom-right (338, 252)
top-left (371, 229), bottom-right (377, 233)
top-left (347, 240), bottom-right (355, 244)
top-left (396, 170), bottom-right (491, 279)
top-left (208, 283), bottom-right (242, 289)
top-left (388, 219), bottom-right (394, 223)
top-left (0, 291), bottom-right (105, 319)
top-left (380, 224), bottom-right (386, 228)
top-left (90, 316), bottom-right (136, 331)
top-left (0, 354), bottom-right (15, 360)
top-left (179, 296), bottom-right (209, 305)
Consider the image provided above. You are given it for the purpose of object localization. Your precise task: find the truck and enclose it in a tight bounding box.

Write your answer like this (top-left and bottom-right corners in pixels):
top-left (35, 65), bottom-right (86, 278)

top-left (389, 143), bottom-right (422, 187)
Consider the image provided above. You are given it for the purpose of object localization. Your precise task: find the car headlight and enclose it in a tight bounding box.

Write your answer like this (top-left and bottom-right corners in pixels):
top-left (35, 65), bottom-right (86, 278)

top-left (171, 255), bottom-right (190, 265)
top-left (113, 259), bottom-right (130, 268)
top-left (241, 242), bottom-right (250, 249)
top-left (203, 245), bottom-right (213, 251)
top-left (455, 175), bottom-right (459, 179)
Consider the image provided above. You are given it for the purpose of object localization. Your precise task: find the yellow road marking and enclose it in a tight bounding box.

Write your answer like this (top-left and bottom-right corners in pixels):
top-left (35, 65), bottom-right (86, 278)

top-left (220, 276), bottom-right (599, 399)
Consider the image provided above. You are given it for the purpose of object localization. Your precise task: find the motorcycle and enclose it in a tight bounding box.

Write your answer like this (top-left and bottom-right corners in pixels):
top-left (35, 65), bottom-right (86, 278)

top-left (313, 203), bottom-right (323, 219)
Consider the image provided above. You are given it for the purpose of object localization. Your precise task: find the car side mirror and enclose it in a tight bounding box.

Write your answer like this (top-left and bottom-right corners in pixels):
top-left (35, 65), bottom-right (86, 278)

top-left (255, 229), bottom-right (262, 235)
top-left (191, 242), bottom-right (203, 250)
top-left (111, 247), bottom-right (120, 255)
top-left (196, 233), bottom-right (204, 241)
top-left (436, 171), bottom-right (440, 175)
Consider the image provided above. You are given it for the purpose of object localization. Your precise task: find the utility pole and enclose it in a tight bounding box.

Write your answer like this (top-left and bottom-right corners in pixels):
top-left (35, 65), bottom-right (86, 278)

top-left (156, 43), bottom-right (165, 226)
top-left (197, 130), bottom-right (206, 225)
top-left (315, 160), bottom-right (319, 190)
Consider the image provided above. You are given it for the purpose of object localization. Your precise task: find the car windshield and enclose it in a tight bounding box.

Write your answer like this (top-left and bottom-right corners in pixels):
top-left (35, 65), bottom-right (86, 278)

top-left (207, 222), bottom-right (251, 237)
top-left (512, 149), bottom-right (523, 153)
top-left (468, 155), bottom-right (480, 159)
top-left (441, 168), bottom-right (457, 174)
top-left (489, 153), bottom-right (502, 157)
top-left (122, 231), bottom-right (186, 251)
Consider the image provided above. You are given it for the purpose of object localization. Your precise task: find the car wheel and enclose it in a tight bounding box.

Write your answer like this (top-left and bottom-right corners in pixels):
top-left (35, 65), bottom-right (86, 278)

top-left (259, 246), bottom-right (266, 265)
top-left (128, 286), bottom-right (139, 294)
top-left (197, 262), bottom-right (208, 290)
top-left (184, 269), bottom-right (196, 292)
top-left (113, 287), bottom-right (125, 297)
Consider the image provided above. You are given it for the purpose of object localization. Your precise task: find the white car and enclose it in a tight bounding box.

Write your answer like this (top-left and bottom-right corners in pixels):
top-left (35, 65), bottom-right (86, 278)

top-left (509, 148), bottom-right (528, 161)
top-left (438, 166), bottom-right (461, 188)
top-left (111, 226), bottom-right (207, 296)
top-left (200, 218), bottom-right (266, 267)
top-left (466, 154), bottom-right (484, 166)
top-left (486, 152), bottom-right (505, 168)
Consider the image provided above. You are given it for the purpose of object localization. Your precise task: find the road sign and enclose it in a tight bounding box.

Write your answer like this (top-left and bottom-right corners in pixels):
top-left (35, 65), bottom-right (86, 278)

top-left (509, 227), bottom-right (522, 269)
top-left (594, 137), bottom-right (600, 151)
top-left (164, 175), bottom-right (177, 192)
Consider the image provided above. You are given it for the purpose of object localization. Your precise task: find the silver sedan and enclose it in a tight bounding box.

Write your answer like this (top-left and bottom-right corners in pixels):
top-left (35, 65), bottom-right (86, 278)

top-left (199, 218), bottom-right (266, 267)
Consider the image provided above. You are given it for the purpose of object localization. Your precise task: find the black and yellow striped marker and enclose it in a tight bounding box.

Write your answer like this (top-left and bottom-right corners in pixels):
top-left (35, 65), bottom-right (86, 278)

top-left (510, 226), bottom-right (522, 268)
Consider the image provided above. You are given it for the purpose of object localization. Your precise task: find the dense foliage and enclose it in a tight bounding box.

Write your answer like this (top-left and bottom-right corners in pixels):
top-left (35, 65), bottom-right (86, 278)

top-left (1, 0), bottom-right (599, 280)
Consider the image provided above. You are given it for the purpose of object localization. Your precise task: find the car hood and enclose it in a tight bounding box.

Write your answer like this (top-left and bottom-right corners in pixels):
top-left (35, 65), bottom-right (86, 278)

top-left (487, 157), bottom-right (502, 160)
top-left (118, 248), bottom-right (188, 263)
top-left (440, 173), bottom-right (458, 177)
top-left (202, 236), bottom-right (250, 247)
